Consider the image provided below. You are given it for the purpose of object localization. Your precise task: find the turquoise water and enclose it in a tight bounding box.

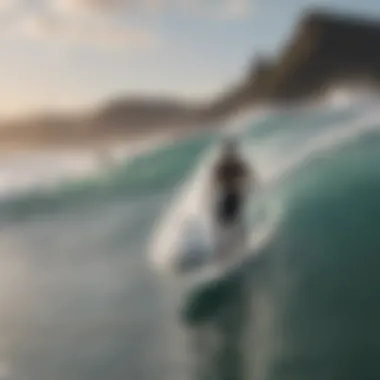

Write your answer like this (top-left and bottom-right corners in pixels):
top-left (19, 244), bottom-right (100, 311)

top-left (1, 99), bottom-right (380, 380)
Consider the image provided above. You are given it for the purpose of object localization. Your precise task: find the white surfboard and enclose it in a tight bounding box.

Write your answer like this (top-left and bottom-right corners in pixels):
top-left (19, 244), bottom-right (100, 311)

top-left (151, 210), bottom-right (260, 288)
top-left (149, 193), bottom-right (279, 286)
top-left (173, 218), bottom-right (246, 273)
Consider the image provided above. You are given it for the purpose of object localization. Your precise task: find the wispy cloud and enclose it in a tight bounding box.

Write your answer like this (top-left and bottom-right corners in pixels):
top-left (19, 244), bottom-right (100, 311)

top-left (54, 0), bottom-right (128, 14)
top-left (0, 0), bottom-right (18, 11)
top-left (53, 0), bottom-right (166, 14)
top-left (179, 0), bottom-right (252, 19)
top-left (54, 0), bottom-right (252, 18)
top-left (17, 13), bottom-right (161, 50)
top-left (220, 0), bottom-right (251, 19)
top-left (0, 0), bottom-right (162, 51)
top-left (1, 0), bottom-right (252, 50)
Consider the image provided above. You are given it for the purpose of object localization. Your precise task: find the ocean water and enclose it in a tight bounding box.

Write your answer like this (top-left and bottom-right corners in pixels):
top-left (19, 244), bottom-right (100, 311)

top-left (1, 96), bottom-right (380, 380)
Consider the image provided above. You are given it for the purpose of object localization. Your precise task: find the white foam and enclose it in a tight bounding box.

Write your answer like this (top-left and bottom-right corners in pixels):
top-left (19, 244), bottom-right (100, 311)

top-left (259, 108), bottom-right (380, 185)
top-left (0, 135), bottom-right (171, 199)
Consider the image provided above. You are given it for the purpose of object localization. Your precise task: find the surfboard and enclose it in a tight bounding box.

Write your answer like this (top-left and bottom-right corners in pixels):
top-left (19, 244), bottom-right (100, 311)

top-left (150, 183), bottom-right (276, 283)
top-left (169, 215), bottom-right (252, 284)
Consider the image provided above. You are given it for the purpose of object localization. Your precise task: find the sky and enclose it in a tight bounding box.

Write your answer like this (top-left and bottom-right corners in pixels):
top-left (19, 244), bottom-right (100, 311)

top-left (1, 0), bottom-right (380, 118)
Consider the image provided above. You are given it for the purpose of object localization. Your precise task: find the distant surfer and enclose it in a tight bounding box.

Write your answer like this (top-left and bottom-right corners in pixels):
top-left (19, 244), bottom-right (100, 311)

top-left (210, 137), bottom-right (255, 260)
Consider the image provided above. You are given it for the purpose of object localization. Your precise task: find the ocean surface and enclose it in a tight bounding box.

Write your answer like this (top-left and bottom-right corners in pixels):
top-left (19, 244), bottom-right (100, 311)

top-left (1, 95), bottom-right (380, 380)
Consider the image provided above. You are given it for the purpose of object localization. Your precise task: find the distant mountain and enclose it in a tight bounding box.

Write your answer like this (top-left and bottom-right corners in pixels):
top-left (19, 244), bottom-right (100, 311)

top-left (91, 97), bottom-right (201, 130)
top-left (207, 9), bottom-right (380, 118)
top-left (0, 97), bottom-right (202, 148)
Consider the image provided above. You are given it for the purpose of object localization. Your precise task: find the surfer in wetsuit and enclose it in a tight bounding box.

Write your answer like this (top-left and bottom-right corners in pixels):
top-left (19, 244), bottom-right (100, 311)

top-left (212, 137), bottom-right (254, 228)
top-left (208, 137), bottom-right (254, 261)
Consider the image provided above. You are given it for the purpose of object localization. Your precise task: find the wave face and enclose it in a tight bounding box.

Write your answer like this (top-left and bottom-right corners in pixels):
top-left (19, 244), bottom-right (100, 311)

top-left (0, 99), bottom-right (380, 380)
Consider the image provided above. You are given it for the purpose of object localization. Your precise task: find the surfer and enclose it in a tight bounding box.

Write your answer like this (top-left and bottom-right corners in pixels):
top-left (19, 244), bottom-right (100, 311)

top-left (210, 137), bottom-right (255, 259)
top-left (212, 137), bottom-right (253, 225)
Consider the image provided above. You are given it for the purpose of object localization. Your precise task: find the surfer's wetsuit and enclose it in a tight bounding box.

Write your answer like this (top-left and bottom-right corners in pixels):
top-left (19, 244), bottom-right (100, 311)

top-left (213, 156), bottom-right (250, 226)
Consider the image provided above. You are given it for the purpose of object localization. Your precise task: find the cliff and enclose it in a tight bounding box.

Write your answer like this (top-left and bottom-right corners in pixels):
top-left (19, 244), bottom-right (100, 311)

top-left (92, 97), bottom-right (201, 130)
top-left (267, 10), bottom-right (380, 100)
top-left (208, 9), bottom-right (380, 117)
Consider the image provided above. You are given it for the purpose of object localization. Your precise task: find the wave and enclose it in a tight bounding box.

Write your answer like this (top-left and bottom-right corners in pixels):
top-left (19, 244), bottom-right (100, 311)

top-left (170, 102), bottom-right (380, 380)
top-left (1, 99), bottom-right (380, 380)
top-left (149, 101), bottom-right (380, 276)
top-left (0, 133), bottom-right (182, 202)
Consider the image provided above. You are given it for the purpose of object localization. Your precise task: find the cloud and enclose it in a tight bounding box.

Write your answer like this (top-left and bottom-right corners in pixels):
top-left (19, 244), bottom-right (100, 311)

top-left (53, 0), bottom-right (252, 18)
top-left (0, 0), bottom-right (17, 11)
top-left (1, 0), bottom-right (251, 51)
top-left (178, 0), bottom-right (252, 19)
top-left (0, 0), bottom-right (162, 51)
top-left (54, 0), bottom-right (128, 14)
top-left (17, 13), bottom-right (161, 50)
top-left (53, 0), bottom-right (166, 14)
top-left (220, 0), bottom-right (251, 19)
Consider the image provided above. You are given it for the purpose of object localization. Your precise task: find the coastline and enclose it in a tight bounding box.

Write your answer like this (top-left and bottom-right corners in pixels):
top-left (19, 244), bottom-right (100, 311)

top-left (0, 122), bottom-right (216, 160)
